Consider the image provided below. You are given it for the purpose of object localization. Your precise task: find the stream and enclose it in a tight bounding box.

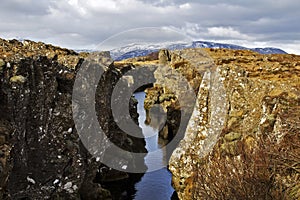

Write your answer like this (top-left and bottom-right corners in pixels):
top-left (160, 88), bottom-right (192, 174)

top-left (133, 92), bottom-right (176, 200)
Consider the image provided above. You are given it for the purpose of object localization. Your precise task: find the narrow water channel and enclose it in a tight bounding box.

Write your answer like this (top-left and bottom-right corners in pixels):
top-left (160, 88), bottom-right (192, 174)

top-left (133, 92), bottom-right (175, 200)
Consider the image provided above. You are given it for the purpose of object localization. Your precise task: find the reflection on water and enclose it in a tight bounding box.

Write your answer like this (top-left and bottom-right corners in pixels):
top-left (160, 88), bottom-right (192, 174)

top-left (133, 92), bottom-right (175, 200)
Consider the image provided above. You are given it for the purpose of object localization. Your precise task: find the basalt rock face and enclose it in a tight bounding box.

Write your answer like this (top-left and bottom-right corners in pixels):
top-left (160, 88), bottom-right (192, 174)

top-left (0, 38), bottom-right (146, 199)
top-left (168, 49), bottom-right (300, 199)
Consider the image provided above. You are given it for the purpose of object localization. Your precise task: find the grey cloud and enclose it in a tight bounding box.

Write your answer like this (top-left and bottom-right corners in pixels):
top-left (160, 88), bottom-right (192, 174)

top-left (0, 0), bottom-right (51, 15)
top-left (0, 0), bottom-right (299, 53)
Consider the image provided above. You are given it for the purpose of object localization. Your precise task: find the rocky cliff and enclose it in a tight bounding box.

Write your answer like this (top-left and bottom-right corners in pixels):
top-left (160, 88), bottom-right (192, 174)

top-left (120, 48), bottom-right (300, 199)
top-left (167, 48), bottom-right (300, 199)
top-left (0, 38), bottom-right (146, 199)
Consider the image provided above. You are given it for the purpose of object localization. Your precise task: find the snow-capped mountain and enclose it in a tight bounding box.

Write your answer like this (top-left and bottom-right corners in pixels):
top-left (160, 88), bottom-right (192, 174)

top-left (109, 41), bottom-right (287, 61)
top-left (109, 42), bottom-right (190, 59)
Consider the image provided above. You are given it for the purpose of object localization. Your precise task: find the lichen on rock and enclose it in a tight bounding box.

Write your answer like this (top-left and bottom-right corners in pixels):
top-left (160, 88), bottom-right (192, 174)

top-left (9, 75), bottom-right (26, 83)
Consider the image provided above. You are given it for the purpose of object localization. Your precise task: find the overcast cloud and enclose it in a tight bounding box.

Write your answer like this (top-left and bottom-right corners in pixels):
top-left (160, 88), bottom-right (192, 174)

top-left (0, 0), bottom-right (299, 54)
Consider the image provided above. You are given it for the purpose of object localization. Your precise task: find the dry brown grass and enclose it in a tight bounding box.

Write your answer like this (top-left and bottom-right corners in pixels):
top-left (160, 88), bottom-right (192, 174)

top-left (193, 101), bottom-right (300, 200)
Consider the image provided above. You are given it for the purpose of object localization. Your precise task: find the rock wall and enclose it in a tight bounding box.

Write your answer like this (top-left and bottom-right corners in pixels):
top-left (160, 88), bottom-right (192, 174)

top-left (169, 49), bottom-right (300, 199)
top-left (0, 38), bottom-right (146, 199)
top-left (142, 49), bottom-right (213, 142)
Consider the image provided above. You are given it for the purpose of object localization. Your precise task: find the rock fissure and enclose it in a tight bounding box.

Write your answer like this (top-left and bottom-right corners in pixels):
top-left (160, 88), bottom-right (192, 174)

top-left (0, 38), bottom-right (300, 199)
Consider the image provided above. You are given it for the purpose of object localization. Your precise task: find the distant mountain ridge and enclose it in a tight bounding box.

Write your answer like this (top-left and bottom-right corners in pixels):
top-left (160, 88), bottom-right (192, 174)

top-left (108, 41), bottom-right (287, 61)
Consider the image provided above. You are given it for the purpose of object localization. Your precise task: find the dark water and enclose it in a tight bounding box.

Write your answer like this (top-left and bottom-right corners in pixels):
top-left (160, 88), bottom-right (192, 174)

top-left (133, 92), bottom-right (175, 200)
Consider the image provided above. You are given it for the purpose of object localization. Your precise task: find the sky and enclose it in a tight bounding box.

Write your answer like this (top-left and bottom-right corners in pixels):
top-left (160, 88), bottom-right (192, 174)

top-left (0, 0), bottom-right (299, 54)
